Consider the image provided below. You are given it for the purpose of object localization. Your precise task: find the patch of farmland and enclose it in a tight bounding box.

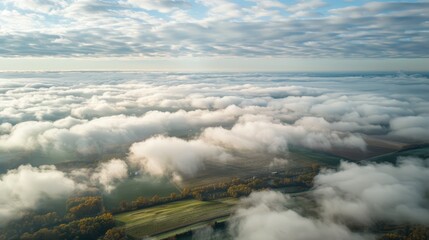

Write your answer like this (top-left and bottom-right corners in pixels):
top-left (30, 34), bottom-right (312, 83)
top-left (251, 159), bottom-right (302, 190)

top-left (114, 198), bottom-right (237, 239)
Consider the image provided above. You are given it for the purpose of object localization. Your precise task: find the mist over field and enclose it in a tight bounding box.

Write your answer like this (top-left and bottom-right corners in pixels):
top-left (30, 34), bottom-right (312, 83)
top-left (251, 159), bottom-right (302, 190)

top-left (0, 72), bottom-right (428, 236)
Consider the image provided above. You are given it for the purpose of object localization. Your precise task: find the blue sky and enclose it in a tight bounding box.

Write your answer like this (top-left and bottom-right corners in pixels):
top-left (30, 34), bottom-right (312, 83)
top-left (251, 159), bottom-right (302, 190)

top-left (0, 0), bottom-right (428, 71)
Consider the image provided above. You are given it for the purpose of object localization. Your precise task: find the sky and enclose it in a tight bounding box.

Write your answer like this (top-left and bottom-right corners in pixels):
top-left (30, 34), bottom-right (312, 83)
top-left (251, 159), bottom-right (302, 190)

top-left (0, 0), bottom-right (428, 71)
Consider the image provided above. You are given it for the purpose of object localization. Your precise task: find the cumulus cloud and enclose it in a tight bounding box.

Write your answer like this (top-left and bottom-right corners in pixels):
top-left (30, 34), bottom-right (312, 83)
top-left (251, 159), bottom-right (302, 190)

top-left (119, 111), bottom-right (371, 180)
top-left (315, 158), bottom-right (429, 225)
top-left (90, 159), bottom-right (128, 193)
top-left (0, 158), bottom-right (129, 225)
top-left (0, 108), bottom-right (240, 163)
top-left (230, 158), bottom-right (429, 239)
top-left (0, 123), bottom-right (12, 135)
top-left (202, 116), bottom-right (289, 153)
top-left (230, 157), bottom-right (429, 239)
top-left (0, 165), bottom-right (77, 224)
top-left (121, 113), bottom-right (366, 180)
top-left (129, 136), bottom-right (231, 179)
top-left (389, 116), bottom-right (429, 141)
top-left (229, 191), bottom-right (370, 240)
top-left (202, 115), bottom-right (367, 153)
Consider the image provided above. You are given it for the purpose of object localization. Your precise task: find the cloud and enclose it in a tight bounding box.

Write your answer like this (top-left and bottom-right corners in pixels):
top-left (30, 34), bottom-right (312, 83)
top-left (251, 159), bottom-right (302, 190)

top-left (202, 115), bottom-right (367, 153)
top-left (0, 108), bottom-right (241, 163)
top-left (0, 158), bottom-right (128, 225)
top-left (2, 0), bottom-right (69, 13)
top-left (90, 159), bottom-right (128, 193)
top-left (120, 111), bottom-right (369, 180)
top-left (202, 116), bottom-right (289, 153)
top-left (0, 123), bottom-right (12, 135)
top-left (127, 0), bottom-right (191, 13)
top-left (124, 113), bottom-right (366, 179)
top-left (286, 0), bottom-right (325, 12)
top-left (230, 157), bottom-right (429, 239)
top-left (0, 71), bottom-right (428, 229)
top-left (129, 136), bottom-right (231, 179)
top-left (315, 158), bottom-right (429, 225)
top-left (1, 72), bottom-right (427, 169)
top-left (229, 191), bottom-right (370, 240)
top-left (70, 99), bottom-right (127, 119)
top-left (0, 1), bottom-right (428, 57)
top-left (389, 116), bottom-right (429, 141)
top-left (0, 165), bottom-right (77, 224)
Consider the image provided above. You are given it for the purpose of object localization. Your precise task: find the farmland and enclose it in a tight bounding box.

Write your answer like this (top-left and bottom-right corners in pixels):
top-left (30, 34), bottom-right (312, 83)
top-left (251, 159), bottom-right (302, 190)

top-left (114, 198), bottom-right (237, 239)
top-left (181, 146), bottom-right (344, 188)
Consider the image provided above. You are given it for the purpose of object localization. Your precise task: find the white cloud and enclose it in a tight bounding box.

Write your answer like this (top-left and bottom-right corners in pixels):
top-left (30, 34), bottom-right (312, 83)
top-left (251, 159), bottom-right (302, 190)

top-left (0, 158), bottom-right (128, 225)
top-left (90, 159), bottom-right (128, 193)
top-left (389, 116), bottom-right (429, 141)
top-left (123, 113), bottom-right (366, 179)
top-left (230, 157), bottom-right (429, 239)
top-left (0, 108), bottom-right (241, 161)
top-left (315, 158), bottom-right (429, 225)
top-left (202, 116), bottom-right (289, 153)
top-left (198, 0), bottom-right (243, 21)
top-left (127, 0), bottom-right (190, 13)
top-left (202, 115), bottom-right (366, 153)
top-left (286, 0), bottom-right (325, 12)
top-left (3, 0), bottom-right (69, 13)
top-left (1, 72), bottom-right (427, 168)
top-left (0, 123), bottom-right (12, 135)
top-left (0, 165), bottom-right (77, 225)
top-left (129, 136), bottom-right (231, 179)
top-left (70, 97), bottom-right (126, 119)
top-left (0, 71), bottom-right (428, 228)
top-left (229, 191), bottom-right (370, 240)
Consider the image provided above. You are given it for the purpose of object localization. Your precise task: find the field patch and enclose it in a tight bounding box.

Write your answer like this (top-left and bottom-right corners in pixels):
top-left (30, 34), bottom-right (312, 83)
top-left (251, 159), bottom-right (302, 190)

top-left (114, 198), bottom-right (237, 239)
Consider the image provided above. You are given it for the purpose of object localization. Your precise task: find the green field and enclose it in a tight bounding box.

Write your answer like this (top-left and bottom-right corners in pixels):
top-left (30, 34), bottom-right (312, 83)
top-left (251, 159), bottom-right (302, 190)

top-left (114, 198), bottom-right (237, 239)
top-left (104, 176), bottom-right (180, 209)
top-left (366, 146), bottom-right (429, 164)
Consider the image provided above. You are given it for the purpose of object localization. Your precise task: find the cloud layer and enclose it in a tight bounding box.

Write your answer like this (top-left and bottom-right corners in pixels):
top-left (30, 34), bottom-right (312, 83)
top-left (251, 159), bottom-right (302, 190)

top-left (0, 72), bottom-right (428, 225)
top-left (0, 1), bottom-right (428, 57)
top-left (1, 72), bottom-right (428, 170)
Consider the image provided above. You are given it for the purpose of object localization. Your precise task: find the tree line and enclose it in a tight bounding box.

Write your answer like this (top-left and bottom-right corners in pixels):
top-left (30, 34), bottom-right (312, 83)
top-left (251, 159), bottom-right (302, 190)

top-left (113, 167), bottom-right (318, 214)
top-left (0, 196), bottom-right (127, 240)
